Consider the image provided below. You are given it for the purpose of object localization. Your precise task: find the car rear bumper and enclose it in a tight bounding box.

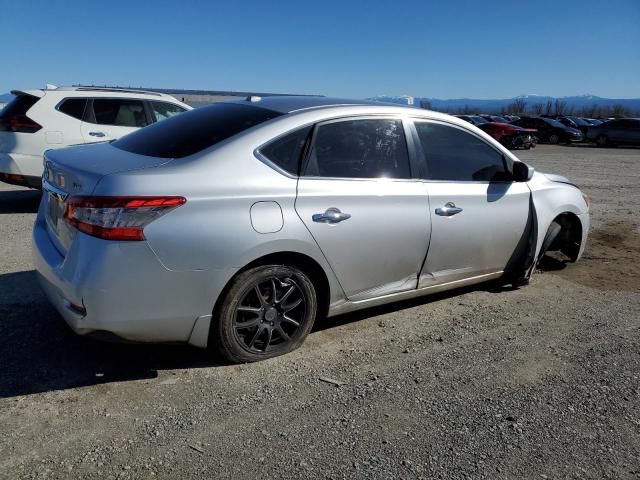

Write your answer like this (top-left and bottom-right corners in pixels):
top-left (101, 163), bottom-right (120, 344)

top-left (32, 201), bottom-right (236, 347)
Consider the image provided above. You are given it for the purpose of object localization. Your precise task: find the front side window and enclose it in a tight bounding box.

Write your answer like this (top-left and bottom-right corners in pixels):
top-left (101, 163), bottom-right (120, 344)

top-left (413, 121), bottom-right (509, 182)
top-left (91, 99), bottom-right (148, 127)
top-left (58, 98), bottom-right (87, 120)
top-left (303, 119), bottom-right (410, 179)
top-left (151, 101), bottom-right (187, 122)
top-left (259, 126), bottom-right (312, 175)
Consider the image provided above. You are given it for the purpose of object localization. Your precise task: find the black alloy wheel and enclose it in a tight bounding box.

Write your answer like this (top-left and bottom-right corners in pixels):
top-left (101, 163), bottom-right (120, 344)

top-left (212, 265), bottom-right (317, 363)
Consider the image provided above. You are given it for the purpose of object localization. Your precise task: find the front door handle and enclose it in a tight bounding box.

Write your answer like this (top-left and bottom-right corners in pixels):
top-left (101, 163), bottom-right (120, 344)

top-left (89, 131), bottom-right (106, 137)
top-left (435, 202), bottom-right (463, 217)
top-left (312, 207), bottom-right (351, 224)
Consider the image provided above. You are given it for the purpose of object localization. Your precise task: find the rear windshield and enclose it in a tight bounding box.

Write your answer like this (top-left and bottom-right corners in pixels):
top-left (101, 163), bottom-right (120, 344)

top-left (113, 103), bottom-right (283, 158)
top-left (0, 94), bottom-right (39, 119)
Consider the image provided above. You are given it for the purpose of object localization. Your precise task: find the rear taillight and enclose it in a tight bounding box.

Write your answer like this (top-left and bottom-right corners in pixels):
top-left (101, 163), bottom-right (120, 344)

top-left (64, 196), bottom-right (186, 241)
top-left (0, 114), bottom-right (42, 133)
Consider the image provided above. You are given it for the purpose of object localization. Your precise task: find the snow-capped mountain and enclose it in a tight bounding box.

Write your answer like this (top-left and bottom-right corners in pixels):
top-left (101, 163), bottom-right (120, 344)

top-left (367, 94), bottom-right (640, 113)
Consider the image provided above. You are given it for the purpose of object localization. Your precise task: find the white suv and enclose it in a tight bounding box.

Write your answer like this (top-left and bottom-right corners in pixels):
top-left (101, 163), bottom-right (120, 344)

top-left (0, 86), bottom-right (191, 188)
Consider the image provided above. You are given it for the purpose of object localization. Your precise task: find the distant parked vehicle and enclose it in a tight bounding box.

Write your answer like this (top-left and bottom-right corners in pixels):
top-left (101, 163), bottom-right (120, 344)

top-left (586, 118), bottom-right (640, 146)
top-left (477, 122), bottom-right (537, 149)
top-left (0, 86), bottom-right (191, 188)
top-left (503, 115), bottom-right (520, 122)
top-left (567, 117), bottom-right (596, 135)
top-left (513, 117), bottom-right (583, 144)
top-left (549, 116), bottom-right (593, 135)
top-left (545, 116), bottom-right (579, 129)
top-left (454, 114), bottom-right (489, 126)
top-left (585, 118), bottom-right (602, 125)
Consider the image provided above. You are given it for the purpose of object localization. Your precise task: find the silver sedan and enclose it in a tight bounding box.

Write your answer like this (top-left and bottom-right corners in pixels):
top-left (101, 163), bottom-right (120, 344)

top-left (33, 97), bottom-right (590, 362)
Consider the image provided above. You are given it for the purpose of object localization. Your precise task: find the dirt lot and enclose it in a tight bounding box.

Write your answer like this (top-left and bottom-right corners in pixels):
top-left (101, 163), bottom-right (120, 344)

top-left (1, 145), bottom-right (639, 479)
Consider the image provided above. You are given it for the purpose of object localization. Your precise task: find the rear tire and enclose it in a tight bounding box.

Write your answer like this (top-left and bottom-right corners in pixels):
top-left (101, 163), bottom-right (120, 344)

top-left (596, 134), bottom-right (609, 147)
top-left (211, 265), bottom-right (317, 363)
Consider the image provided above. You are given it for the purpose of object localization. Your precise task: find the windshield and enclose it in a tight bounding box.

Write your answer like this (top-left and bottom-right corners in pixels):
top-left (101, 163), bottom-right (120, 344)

top-left (470, 116), bottom-right (488, 124)
top-left (543, 118), bottom-right (566, 129)
top-left (568, 116), bottom-right (588, 126)
top-left (114, 103), bottom-right (283, 158)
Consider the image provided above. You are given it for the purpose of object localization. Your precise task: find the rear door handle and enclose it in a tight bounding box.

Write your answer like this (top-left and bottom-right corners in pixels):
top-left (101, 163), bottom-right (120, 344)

top-left (89, 131), bottom-right (106, 137)
top-left (435, 202), bottom-right (463, 216)
top-left (312, 207), bottom-right (351, 224)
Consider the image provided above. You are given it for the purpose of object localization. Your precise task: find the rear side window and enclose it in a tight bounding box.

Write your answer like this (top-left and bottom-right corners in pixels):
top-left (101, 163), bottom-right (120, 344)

top-left (303, 119), bottom-right (411, 179)
top-left (414, 121), bottom-right (509, 182)
top-left (91, 99), bottom-right (148, 127)
top-left (58, 98), bottom-right (87, 120)
top-left (259, 126), bottom-right (312, 175)
top-left (150, 101), bottom-right (187, 122)
top-left (114, 103), bottom-right (283, 159)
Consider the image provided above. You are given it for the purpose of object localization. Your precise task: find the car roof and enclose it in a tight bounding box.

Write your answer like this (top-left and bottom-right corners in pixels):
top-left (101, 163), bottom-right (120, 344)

top-left (10, 86), bottom-right (180, 102)
top-left (235, 95), bottom-right (396, 113)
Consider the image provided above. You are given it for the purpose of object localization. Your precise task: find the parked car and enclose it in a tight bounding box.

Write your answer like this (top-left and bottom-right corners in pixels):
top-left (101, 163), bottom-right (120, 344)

top-left (545, 115), bottom-right (579, 129)
top-left (0, 86), bottom-right (191, 188)
top-left (585, 118), bottom-right (602, 125)
top-left (513, 117), bottom-right (583, 144)
top-left (503, 115), bottom-right (520, 122)
top-left (34, 97), bottom-right (590, 363)
top-left (476, 122), bottom-right (537, 149)
top-left (454, 114), bottom-right (489, 126)
top-left (564, 116), bottom-right (594, 135)
top-left (586, 118), bottom-right (640, 146)
top-left (542, 115), bottom-right (593, 136)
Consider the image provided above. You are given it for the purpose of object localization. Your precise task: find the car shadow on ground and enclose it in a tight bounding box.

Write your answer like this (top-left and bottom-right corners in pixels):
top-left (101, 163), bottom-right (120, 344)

top-left (0, 269), bottom-right (517, 399)
top-left (0, 188), bottom-right (41, 214)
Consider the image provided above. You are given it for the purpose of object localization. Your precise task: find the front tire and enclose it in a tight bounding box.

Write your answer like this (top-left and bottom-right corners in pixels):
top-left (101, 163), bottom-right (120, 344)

top-left (548, 134), bottom-right (560, 144)
top-left (211, 265), bottom-right (317, 363)
top-left (596, 134), bottom-right (609, 147)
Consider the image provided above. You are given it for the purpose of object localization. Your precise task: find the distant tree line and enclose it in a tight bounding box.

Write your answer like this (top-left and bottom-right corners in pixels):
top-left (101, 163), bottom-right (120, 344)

top-left (422, 99), bottom-right (638, 118)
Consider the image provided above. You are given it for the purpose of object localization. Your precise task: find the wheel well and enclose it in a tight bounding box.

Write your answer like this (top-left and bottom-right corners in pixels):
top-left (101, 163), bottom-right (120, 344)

top-left (212, 252), bottom-right (331, 322)
top-left (548, 212), bottom-right (582, 261)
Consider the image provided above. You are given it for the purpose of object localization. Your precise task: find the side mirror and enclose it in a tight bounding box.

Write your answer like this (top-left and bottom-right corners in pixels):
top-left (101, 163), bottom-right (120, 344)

top-left (512, 161), bottom-right (534, 182)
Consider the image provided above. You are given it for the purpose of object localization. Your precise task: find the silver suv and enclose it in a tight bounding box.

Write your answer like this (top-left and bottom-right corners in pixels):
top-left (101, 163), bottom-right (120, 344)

top-left (0, 86), bottom-right (190, 188)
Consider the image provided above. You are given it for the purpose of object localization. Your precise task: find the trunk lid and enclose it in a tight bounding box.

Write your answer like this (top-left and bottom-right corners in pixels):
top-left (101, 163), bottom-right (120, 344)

top-left (43, 143), bottom-right (170, 255)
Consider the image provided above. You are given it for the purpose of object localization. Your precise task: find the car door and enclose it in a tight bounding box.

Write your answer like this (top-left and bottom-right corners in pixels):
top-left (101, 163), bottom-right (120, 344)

top-left (295, 117), bottom-right (431, 301)
top-left (80, 98), bottom-right (150, 142)
top-left (410, 119), bottom-right (531, 287)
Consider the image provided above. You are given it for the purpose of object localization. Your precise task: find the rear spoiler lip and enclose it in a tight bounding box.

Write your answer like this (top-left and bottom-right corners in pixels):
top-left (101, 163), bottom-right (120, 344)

top-left (10, 89), bottom-right (46, 98)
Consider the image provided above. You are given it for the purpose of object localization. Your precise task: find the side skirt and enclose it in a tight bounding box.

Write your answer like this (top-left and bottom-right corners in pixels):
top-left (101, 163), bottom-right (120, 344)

top-left (328, 271), bottom-right (503, 317)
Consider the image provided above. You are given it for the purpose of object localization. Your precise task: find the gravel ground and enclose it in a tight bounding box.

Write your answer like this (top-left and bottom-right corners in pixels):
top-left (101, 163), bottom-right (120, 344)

top-left (0, 144), bottom-right (639, 480)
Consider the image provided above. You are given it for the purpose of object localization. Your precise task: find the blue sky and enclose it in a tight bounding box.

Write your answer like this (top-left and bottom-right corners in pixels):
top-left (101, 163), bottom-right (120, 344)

top-left (1, 0), bottom-right (639, 99)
